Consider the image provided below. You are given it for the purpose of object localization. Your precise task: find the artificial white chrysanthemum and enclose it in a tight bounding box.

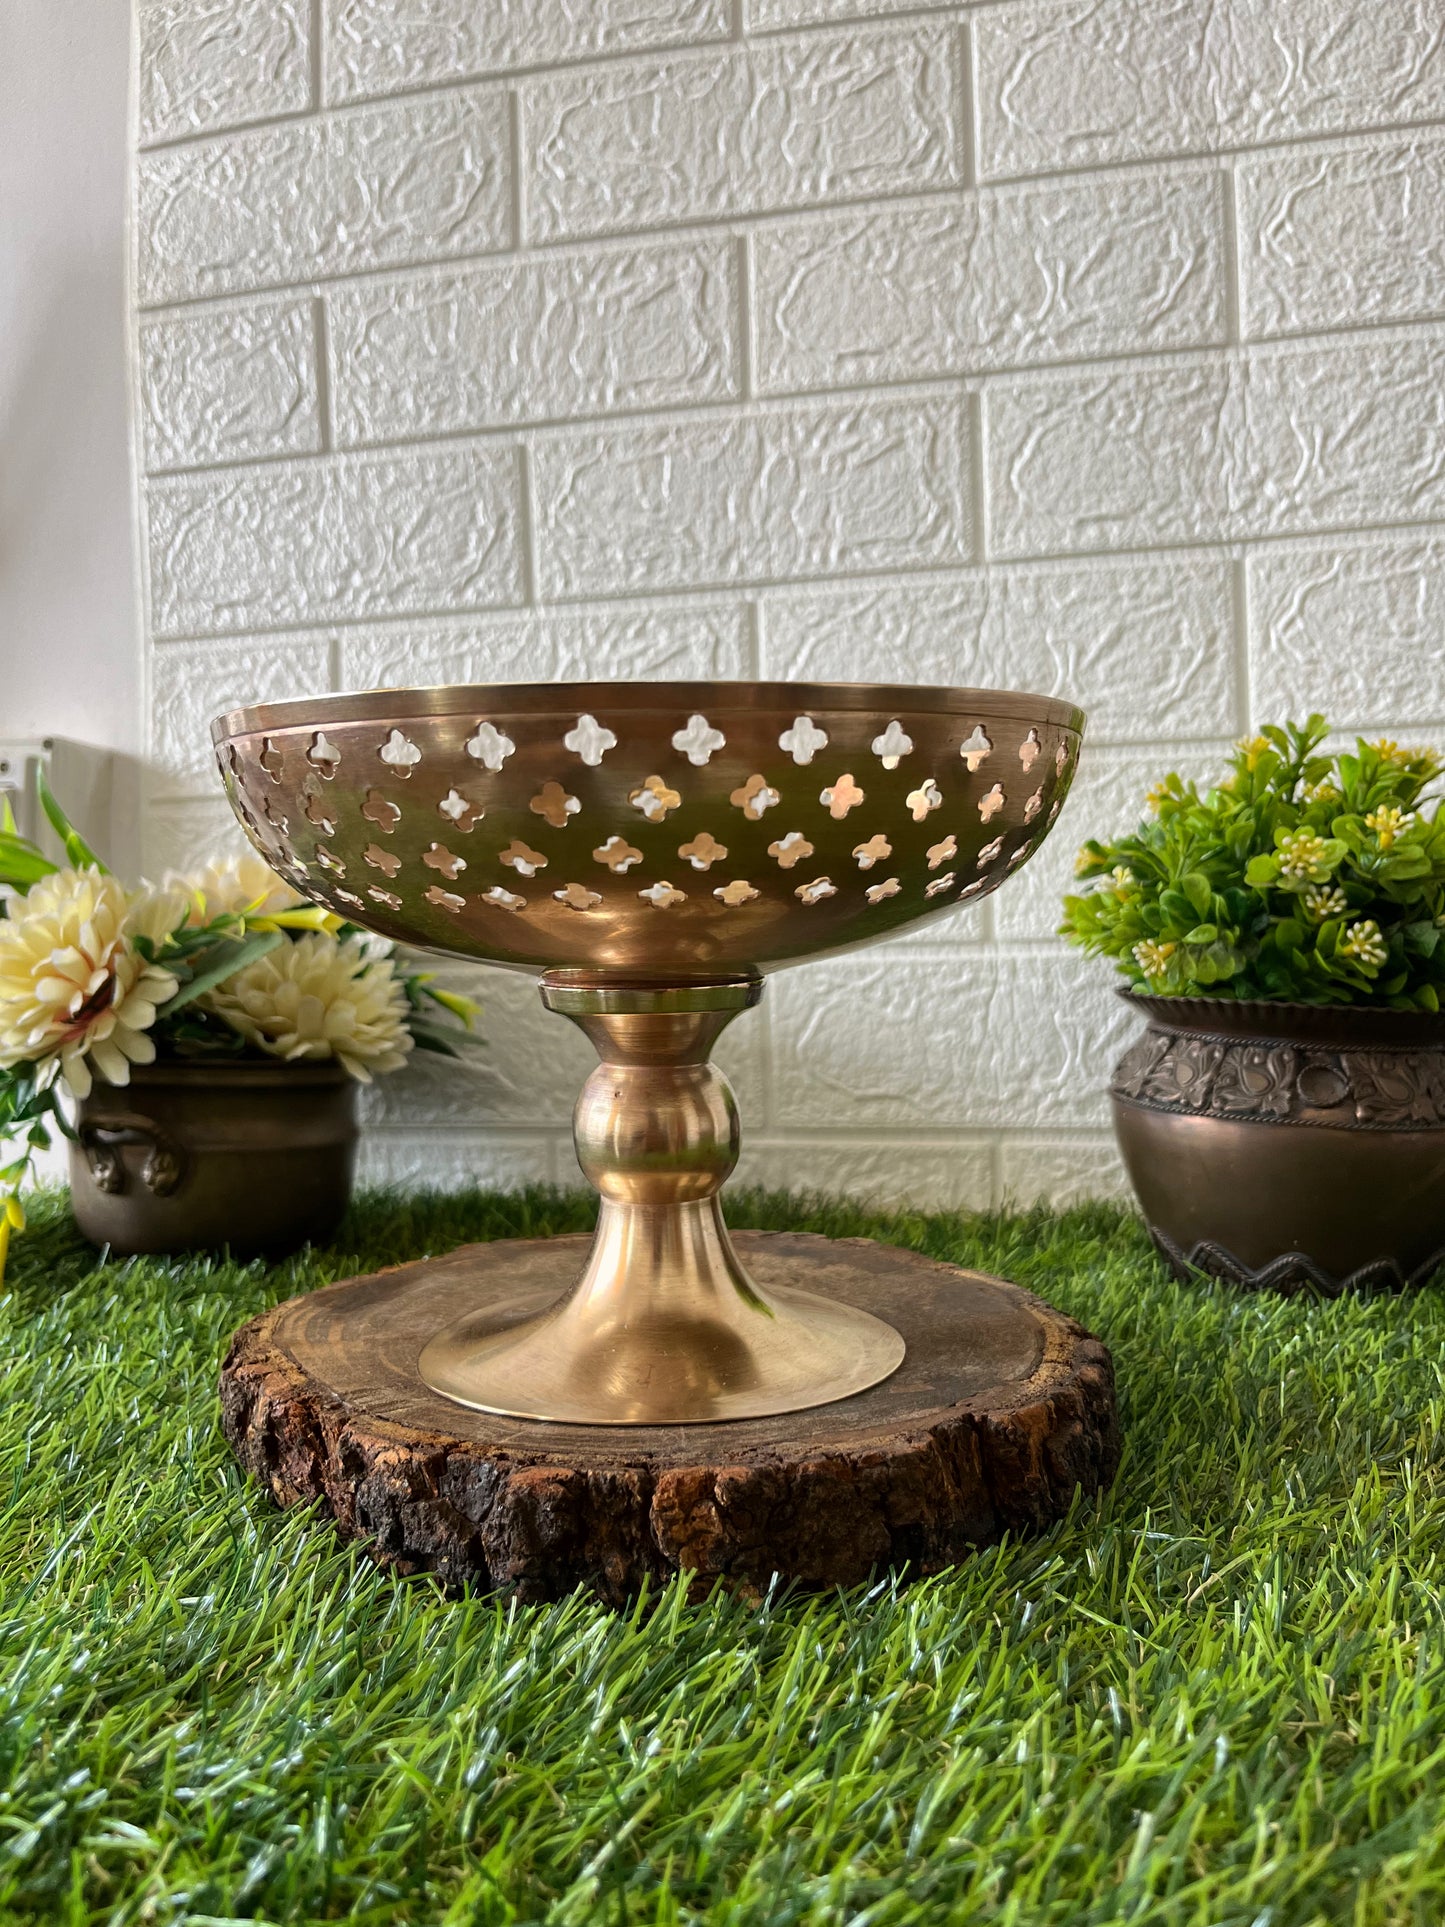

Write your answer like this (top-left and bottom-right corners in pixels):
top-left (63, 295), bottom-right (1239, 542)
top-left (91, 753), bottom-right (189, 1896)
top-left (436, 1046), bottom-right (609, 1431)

top-left (202, 933), bottom-right (412, 1082)
top-left (0, 869), bottom-right (177, 1096)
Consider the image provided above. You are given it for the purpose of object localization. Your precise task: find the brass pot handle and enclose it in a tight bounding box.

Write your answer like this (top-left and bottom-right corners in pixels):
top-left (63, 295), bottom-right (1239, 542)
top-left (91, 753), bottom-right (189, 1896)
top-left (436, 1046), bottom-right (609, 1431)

top-left (79, 1113), bottom-right (186, 1198)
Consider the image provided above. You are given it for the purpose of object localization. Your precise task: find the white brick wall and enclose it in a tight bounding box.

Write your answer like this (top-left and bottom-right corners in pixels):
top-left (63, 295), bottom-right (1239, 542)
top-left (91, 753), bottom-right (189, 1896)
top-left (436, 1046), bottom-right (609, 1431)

top-left (130, 0), bottom-right (1445, 1208)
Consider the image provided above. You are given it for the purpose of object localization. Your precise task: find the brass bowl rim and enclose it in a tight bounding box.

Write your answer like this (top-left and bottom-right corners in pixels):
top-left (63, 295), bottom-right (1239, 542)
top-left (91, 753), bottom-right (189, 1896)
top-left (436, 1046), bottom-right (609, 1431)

top-left (211, 679), bottom-right (1086, 745)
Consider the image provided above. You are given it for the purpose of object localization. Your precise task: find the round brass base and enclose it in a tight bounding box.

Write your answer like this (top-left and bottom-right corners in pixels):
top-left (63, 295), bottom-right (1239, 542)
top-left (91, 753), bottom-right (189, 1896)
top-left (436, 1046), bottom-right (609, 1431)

top-left (418, 1280), bottom-right (906, 1425)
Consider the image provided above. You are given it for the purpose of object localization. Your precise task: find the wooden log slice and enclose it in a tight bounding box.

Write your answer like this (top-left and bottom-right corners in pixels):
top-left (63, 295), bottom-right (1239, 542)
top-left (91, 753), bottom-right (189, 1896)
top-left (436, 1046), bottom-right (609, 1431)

top-left (220, 1231), bottom-right (1120, 1603)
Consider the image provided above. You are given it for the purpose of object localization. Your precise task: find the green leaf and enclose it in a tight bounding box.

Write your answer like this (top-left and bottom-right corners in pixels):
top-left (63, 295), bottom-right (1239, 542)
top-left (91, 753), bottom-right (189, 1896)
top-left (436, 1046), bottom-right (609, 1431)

top-left (1244, 854), bottom-right (1280, 888)
top-left (35, 764), bottom-right (105, 872)
top-left (163, 928), bottom-right (284, 1014)
top-left (0, 831), bottom-right (58, 890)
top-left (1182, 871), bottom-right (1212, 918)
top-left (1183, 924), bottom-right (1217, 944)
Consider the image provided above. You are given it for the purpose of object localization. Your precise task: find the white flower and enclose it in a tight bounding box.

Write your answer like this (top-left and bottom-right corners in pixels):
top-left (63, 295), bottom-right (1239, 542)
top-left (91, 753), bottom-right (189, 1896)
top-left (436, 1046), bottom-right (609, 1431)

top-left (202, 933), bottom-right (413, 1082)
top-left (180, 850), bottom-right (303, 924)
top-left (0, 869), bottom-right (176, 1097)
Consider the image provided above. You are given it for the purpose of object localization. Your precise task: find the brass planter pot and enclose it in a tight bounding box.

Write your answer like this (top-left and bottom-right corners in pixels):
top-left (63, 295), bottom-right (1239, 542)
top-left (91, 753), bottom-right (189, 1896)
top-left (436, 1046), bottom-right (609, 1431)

top-left (1111, 993), bottom-right (1445, 1294)
top-left (69, 1059), bottom-right (358, 1257)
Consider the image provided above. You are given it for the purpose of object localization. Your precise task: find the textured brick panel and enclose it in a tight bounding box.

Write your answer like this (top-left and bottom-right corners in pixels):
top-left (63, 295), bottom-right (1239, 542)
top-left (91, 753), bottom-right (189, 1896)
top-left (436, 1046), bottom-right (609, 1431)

top-left (137, 92), bottom-right (511, 306)
top-left (536, 398), bottom-right (972, 595)
top-left (147, 446), bottom-right (523, 637)
top-left (769, 952), bottom-right (1136, 1132)
top-left (150, 636), bottom-right (334, 794)
top-left (341, 605), bottom-right (751, 689)
top-left (328, 0), bottom-right (730, 101)
top-left (139, 300), bottom-right (321, 471)
top-left (526, 26), bottom-right (964, 242)
top-left (1241, 137), bottom-right (1445, 337)
top-left (999, 1135), bottom-right (1131, 1207)
top-left (749, 0), bottom-right (929, 25)
top-left (1240, 336), bottom-right (1445, 536)
top-left (356, 1131), bottom-right (565, 1190)
top-left (138, 0), bottom-right (310, 146)
top-left (987, 359), bottom-right (1235, 557)
top-left (145, 799), bottom-right (257, 878)
top-left (993, 742), bottom-right (1230, 944)
top-left (329, 240), bottom-right (739, 445)
top-left (763, 558), bottom-right (1236, 745)
top-left (1250, 539), bottom-right (1445, 727)
top-left (975, 0), bottom-right (1445, 180)
top-left (754, 170), bottom-right (1225, 393)
top-left (730, 1136), bottom-right (996, 1210)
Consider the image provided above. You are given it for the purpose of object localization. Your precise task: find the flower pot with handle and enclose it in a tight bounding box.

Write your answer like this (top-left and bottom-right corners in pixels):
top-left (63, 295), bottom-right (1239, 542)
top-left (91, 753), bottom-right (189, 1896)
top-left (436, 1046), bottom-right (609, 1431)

top-left (70, 1058), bottom-right (358, 1257)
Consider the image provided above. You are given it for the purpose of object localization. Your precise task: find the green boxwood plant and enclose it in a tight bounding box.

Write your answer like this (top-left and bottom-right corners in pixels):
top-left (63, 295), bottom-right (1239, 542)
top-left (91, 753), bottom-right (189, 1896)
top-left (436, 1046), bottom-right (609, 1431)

top-left (1061, 717), bottom-right (1445, 1008)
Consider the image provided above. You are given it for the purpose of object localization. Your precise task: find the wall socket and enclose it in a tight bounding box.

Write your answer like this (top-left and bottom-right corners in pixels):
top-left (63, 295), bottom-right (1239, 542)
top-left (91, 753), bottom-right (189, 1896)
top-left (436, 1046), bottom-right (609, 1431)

top-left (0, 737), bottom-right (122, 870)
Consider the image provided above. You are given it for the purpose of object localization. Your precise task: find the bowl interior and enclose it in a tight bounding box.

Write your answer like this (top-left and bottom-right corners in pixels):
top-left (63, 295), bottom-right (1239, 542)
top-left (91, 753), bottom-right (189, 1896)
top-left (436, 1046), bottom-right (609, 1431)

top-left (213, 682), bottom-right (1082, 978)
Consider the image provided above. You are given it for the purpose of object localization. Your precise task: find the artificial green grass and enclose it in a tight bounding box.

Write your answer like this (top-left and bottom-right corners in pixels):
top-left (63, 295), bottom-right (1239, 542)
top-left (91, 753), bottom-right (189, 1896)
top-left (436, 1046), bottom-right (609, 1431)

top-left (3, 1188), bottom-right (1445, 1927)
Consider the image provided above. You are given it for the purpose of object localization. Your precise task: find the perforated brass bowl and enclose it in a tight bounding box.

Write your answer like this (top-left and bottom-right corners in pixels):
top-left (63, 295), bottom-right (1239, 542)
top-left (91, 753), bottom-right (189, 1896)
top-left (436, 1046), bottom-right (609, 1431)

top-left (212, 681), bottom-right (1081, 975)
top-left (211, 681), bottom-right (1083, 1427)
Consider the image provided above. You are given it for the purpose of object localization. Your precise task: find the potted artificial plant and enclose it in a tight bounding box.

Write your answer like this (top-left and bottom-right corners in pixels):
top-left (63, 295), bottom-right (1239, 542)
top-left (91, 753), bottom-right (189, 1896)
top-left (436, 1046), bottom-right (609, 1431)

top-left (0, 781), bottom-right (475, 1268)
top-left (1063, 718), bottom-right (1445, 1293)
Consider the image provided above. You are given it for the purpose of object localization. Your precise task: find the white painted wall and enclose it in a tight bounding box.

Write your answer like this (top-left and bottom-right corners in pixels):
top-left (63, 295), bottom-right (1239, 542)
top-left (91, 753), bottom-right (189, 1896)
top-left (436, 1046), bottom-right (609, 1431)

top-left (129, 0), bottom-right (1445, 1207)
top-left (2, 0), bottom-right (140, 762)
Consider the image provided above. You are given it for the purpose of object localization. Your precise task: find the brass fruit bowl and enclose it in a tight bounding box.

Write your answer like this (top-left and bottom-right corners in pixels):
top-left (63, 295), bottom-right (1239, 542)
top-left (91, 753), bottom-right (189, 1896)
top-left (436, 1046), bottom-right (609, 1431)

top-left (214, 681), bottom-right (1082, 1426)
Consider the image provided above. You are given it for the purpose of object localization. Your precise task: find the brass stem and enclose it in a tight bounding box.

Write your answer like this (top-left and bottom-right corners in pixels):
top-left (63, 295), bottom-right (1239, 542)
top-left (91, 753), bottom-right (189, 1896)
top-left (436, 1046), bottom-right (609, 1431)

top-left (417, 973), bottom-right (905, 1424)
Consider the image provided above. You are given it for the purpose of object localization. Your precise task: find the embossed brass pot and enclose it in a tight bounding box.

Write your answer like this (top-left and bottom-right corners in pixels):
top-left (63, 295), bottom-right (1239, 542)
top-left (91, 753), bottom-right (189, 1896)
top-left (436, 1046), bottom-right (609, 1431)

top-left (1112, 993), bottom-right (1445, 1293)
top-left (69, 1060), bottom-right (358, 1257)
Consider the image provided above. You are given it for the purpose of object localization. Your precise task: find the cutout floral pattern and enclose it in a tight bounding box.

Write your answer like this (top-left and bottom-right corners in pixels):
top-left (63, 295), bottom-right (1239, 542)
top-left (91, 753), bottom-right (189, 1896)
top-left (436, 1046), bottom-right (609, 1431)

top-left (780, 716), bottom-right (829, 765)
top-left (730, 774), bottom-right (780, 820)
top-left (865, 877), bottom-right (902, 904)
top-left (422, 843), bottom-right (466, 880)
top-left (629, 775), bottom-right (682, 822)
top-left (639, 880), bottom-right (686, 907)
top-left (563, 713), bottom-right (618, 766)
top-left (425, 886), bottom-right (466, 912)
top-left (315, 846), bottom-right (344, 875)
top-left (483, 886), bottom-right (525, 911)
top-left (367, 887), bottom-right (402, 910)
top-left (906, 779), bottom-right (942, 821)
top-left (853, 833), bottom-right (892, 870)
top-left (307, 731), bottom-right (342, 777)
top-left (958, 879), bottom-right (988, 901)
top-left (466, 720), bottom-right (515, 770)
top-left (976, 834), bottom-right (1005, 867)
top-left (438, 788), bottom-right (482, 831)
top-left (672, 714), bottom-right (726, 766)
top-left (304, 790), bottom-right (337, 836)
top-left (678, 832), bottom-right (727, 871)
top-left (555, 883), bottom-right (602, 910)
top-left (871, 720), bottom-right (913, 768)
top-left (362, 788), bottom-right (401, 833)
top-left (379, 728), bottom-right (422, 774)
top-left (1023, 788), bottom-right (1045, 823)
top-left (1019, 729), bottom-right (1042, 772)
top-left (1055, 739), bottom-right (1070, 775)
top-left (927, 834), bottom-right (957, 870)
top-left (714, 879), bottom-right (759, 905)
top-left (530, 781), bottom-right (581, 829)
top-left (593, 835), bottom-right (643, 872)
top-left (925, 871), bottom-right (956, 898)
top-left (796, 877), bottom-right (837, 905)
top-left (364, 843), bottom-right (401, 878)
top-left (768, 831), bottom-right (814, 870)
top-left (334, 889), bottom-right (363, 910)
top-left (820, 773), bottom-right (865, 819)
top-left (501, 839), bottom-right (547, 877)
top-left (259, 738), bottom-right (284, 782)
top-left (960, 725), bottom-right (992, 772)
top-left (978, 783), bottom-right (1005, 823)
